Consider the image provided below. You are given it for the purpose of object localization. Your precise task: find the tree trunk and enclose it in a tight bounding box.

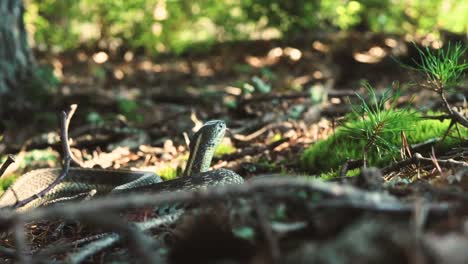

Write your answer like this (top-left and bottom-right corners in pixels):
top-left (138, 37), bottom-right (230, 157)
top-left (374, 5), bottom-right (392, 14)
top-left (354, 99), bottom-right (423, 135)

top-left (0, 0), bottom-right (37, 116)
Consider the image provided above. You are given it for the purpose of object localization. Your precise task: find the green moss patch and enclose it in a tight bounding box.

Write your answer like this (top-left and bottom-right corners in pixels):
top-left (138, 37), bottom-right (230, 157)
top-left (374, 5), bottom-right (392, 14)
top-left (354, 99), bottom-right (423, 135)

top-left (300, 112), bottom-right (466, 175)
top-left (214, 141), bottom-right (237, 157)
top-left (157, 166), bottom-right (180, 181)
top-left (0, 174), bottom-right (18, 195)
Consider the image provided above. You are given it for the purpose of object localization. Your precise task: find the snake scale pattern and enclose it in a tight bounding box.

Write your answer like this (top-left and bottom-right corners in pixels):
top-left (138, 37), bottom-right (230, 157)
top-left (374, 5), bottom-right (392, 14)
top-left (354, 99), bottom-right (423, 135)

top-left (0, 120), bottom-right (244, 211)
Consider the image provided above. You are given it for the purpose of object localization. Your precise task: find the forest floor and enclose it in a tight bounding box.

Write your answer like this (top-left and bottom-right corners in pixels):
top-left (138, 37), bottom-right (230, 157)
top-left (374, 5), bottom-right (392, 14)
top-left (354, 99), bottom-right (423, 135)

top-left (0, 32), bottom-right (467, 263)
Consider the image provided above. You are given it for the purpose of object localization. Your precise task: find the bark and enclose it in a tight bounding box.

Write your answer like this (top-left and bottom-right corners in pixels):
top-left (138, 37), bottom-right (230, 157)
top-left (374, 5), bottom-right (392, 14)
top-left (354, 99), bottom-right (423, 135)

top-left (0, 0), bottom-right (37, 115)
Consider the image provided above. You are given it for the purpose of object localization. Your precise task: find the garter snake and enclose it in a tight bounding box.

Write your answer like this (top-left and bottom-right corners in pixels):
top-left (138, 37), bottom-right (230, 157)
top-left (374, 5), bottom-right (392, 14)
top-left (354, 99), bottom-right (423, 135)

top-left (0, 120), bottom-right (244, 211)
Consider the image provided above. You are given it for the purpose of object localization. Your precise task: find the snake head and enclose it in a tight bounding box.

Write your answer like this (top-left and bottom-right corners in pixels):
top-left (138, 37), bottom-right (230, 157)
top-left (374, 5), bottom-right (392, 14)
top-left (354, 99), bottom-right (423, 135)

top-left (185, 120), bottom-right (226, 176)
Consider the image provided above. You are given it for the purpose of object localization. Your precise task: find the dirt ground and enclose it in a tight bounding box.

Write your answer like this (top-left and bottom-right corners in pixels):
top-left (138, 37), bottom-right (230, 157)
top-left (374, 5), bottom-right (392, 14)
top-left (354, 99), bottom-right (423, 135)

top-left (0, 32), bottom-right (467, 263)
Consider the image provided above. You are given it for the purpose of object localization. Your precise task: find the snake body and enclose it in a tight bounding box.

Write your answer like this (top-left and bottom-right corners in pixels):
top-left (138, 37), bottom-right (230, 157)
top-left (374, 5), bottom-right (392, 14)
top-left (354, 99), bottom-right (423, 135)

top-left (0, 120), bottom-right (243, 211)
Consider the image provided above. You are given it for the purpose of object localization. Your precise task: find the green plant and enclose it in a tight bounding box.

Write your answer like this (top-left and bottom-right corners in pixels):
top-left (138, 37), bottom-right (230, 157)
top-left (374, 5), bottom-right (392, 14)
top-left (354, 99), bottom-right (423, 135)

top-left (343, 83), bottom-right (418, 166)
top-left (214, 142), bottom-right (237, 157)
top-left (86, 111), bottom-right (105, 126)
top-left (410, 42), bottom-right (467, 92)
top-left (251, 76), bottom-right (271, 94)
top-left (301, 112), bottom-right (461, 175)
top-left (403, 42), bottom-right (468, 140)
top-left (0, 174), bottom-right (17, 194)
top-left (117, 98), bottom-right (143, 122)
top-left (156, 166), bottom-right (179, 181)
top-left (26, 0), bottom-right (467, 55)
top-left (22, 149), bottom-right (59, 168)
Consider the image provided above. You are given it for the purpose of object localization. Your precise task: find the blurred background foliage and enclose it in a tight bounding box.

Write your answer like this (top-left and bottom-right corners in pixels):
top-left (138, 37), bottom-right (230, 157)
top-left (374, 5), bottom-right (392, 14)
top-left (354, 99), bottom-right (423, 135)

top-left (24, 0), bottom-right (467, 55)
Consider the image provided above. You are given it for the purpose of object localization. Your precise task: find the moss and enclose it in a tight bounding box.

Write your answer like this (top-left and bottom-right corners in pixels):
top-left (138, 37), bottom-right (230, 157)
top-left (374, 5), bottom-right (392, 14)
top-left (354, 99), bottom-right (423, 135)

top-left (318, 170), bottom-right (339, 180)
top-left (214, 142), bottom-right (237, 157)
top-left (157, 166), bottom-right (180, 181)
top-left (317, 169), bottom-right (361, 180)
top-left (22, 149), bottom-right (58, 168)
top-left (0, 174), bottom-right (18, 195)
top-left (268, 133), bottom-right (283, 144)
top-left (301, 112), bottom-right (466, 175)
top-left (0, 149), bottom-right (58, 194)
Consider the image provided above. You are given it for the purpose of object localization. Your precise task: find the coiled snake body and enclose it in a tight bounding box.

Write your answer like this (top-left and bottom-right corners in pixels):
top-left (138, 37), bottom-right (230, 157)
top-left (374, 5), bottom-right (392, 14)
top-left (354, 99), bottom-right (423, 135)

top-left (0, 120), bottom-right (244, 211)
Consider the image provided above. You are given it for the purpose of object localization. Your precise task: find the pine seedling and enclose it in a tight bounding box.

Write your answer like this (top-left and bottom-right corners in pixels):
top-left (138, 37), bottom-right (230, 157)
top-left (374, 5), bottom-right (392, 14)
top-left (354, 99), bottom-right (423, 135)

top-left (407, 42), bottom-right (468, 113)
top-left (405, 42), bottom-right (468, 142)
top-left (411, 42), bottom-right (467, 91)
top-left (343, 83), bottom-right (418, 167)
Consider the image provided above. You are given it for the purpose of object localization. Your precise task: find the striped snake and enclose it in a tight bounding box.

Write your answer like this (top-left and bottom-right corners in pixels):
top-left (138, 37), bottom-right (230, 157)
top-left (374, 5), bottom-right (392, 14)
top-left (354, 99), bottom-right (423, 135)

top-left (0, 120), bottom-right (244, 211)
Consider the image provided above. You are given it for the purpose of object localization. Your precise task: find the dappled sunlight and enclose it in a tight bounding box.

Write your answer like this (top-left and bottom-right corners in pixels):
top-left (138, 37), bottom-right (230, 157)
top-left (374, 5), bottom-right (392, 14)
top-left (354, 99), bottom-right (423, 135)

top-left (267, 47), bottom-right (283, 58)
top-left (246, 46), bottom-right (303, 68)
top-left (51, 59), bottom-right (63, 80)
top-left (1, 1), bottom-right (466, 262)
top-left (312, 71), bottom-right (323, 79)
top-left (138, 60), bottom-right (153, 71)
top-left (123, 51), bottom-right (134, 62)
top-left (384, 38), bottom-right (398, 48)
top-left (92, 51), bottom-right (109, 64)
top-left (353, 46), bottom-right (387, 64)
top-left (284, 47), bottom-right (302, 61)
top-left (245, 55), bottom-right (270, 68)
top-left (291, 75), bottom-right (312, 87)
top-left (312, 41), bottom-right (330, 53)
top-left (113, 69), bottom-right (125, 80)
top-left (194, 62), bottom-right (215, 77)
top-left (153, 1), bottom-right (168, 21)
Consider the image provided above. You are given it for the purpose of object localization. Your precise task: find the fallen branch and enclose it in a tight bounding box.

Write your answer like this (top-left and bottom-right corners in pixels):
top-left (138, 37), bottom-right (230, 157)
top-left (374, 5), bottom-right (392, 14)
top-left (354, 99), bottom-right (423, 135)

top-left (0, 177), bottom-right (458, 263)
top-left (12, 111), bottom-right (72, 209)
top-left (254, 195), bottom-right (280, 263)
top-left (69, 213), bottom-right (158, 264)
top-left (34, 233), bottom-right (110, 258)
top-left (63, 104), bottom-right (85, 167)
top-left (13, 217), bottom-right (31, 264)
top-left (339, 159), bottom-right (364, 177)
top-left (217, 137), bottom-right (290, 162)
top-left (66, 210), bottom-right (183, 264)
top-left (451, 107), bottom-right (468, 128)
top-left (382, 152), bottom-right (468, 175)
top-left (0, 177), bottom-right (453, 231)
top-left (238, 90), bottom-right (356, 107)
top-left (0, 245), bottom-right (16, 258)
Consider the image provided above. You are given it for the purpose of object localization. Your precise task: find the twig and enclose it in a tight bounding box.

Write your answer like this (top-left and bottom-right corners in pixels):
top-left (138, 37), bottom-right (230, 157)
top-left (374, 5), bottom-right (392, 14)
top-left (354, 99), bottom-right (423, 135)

top-left (306, 197), bottom-right (453, 217)
top-left (217, 137), bottom-right (290, 162)
top-left (422, 107), bottom-right (467, 145)
top-left (440, 91), bottom-right (454, 115)
top-left (0, 155), bottom-right (15, 178)
top-left (0, 245), bottom-right (16, 258)
top-left (34, 233), bottom-right (109, 258)
top-left (339, 159), bottom-right (364, 177)
top-left (451, 107), bottom-right (468, 128)
top-left (238, 90), bottom-right (356, 107)
top-left (72, 213), bottom-right (158, 263)
top-left (429, 148), bottom-right (443, 175)
top-left (232, 124), bottom-right (271, 142)
top-left (382, 152), bottom-right (468, 175)
top-left (28, 214), bottom-right (156, 263)
top-left (439, 119), bottom-right (456, 143)
top-left (64, 104), bottom-right (85, 167)
top-left (0, 177), bottom-right (450, 231)
top-left (13, 218), bottom-right (31, 264)
top-left (13, 111), bottom-right (72, 209)
top-left (422, 114), bottom-right (453, 121)
top-left (410, 200), bottom-right (430, 264)
top-left (23, 213), bottom-right (160, 263)
top-left (411, 138), bottom-right (440, 152)
top-left (67, 210), bottom-right (182, 264)
top-left (253, 195), bottom-right (280, 263)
